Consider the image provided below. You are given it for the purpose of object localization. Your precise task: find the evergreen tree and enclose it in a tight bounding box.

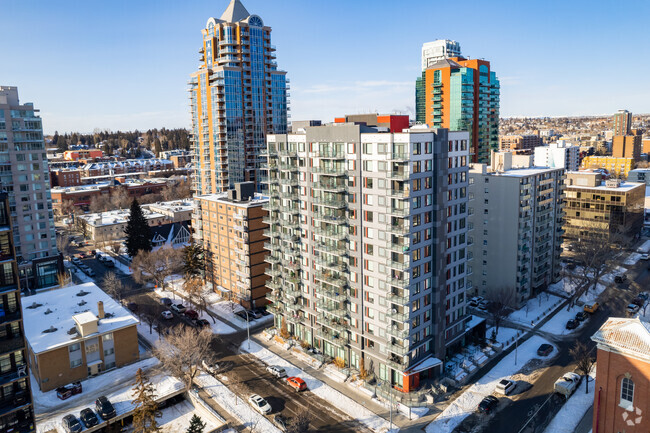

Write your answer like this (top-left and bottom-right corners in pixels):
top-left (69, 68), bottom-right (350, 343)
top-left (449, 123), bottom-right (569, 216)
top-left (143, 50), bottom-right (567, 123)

top-left (153, 138), bottom-right (162, 157)
top-left (183, 243), bottom-right (204, 278)
top-left (131, 368), bottom-right (161, 433)
top-left (52, 131), bottom-right (59, 145)
top-left (186, 414), bottom-right (206, 433)
top-left (124, 199), bottom-right (152, 258)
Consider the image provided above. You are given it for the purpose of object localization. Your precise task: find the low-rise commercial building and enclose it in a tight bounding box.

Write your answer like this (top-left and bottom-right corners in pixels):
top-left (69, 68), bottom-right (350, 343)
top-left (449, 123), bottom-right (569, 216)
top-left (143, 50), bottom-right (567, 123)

top-left (82, 159), bottom-right (174, 177)
top-left (591, 317), bottom-right (650, 433)
top-left (194, 183), bottom-right (269, 309)
top-left (63, 149), bottom-right (104, 161)
top-left (533, 140), bottom-right (580, 171)
top-left (499, 135), bottom-right (542, 154)
top-left (22, 282), bottom-right (140, 392)
top-left (50, 168), bottom-right (82, 187)
top-left (468, 156), bottom-right (565, 305)
top-left (564, 172), bottom-right (644, 243)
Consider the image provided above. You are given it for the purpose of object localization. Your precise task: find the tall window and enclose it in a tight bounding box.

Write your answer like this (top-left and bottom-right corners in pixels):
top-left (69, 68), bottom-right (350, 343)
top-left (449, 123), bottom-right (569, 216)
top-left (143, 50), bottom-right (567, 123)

top-left (621, 377), bottom-right (634, 409)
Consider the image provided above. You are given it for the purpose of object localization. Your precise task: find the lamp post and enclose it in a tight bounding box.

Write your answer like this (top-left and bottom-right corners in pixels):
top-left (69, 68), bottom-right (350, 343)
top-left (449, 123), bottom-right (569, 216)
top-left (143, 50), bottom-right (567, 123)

top-left (244, 309), bottom-right (250, 350)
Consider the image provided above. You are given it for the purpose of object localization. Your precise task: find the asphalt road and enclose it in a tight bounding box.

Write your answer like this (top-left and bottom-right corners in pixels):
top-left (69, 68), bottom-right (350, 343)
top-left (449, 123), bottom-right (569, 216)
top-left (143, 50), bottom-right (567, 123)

top-left (466, 263), bottom-right (645, 433)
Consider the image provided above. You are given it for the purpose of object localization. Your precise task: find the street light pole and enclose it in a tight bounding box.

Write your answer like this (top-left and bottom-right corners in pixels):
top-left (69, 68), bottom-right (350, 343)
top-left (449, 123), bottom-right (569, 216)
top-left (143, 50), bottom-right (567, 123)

top-left (244, 310), bottom-right (250, 350)
top-left (515, 335), bottom-right (518, 365)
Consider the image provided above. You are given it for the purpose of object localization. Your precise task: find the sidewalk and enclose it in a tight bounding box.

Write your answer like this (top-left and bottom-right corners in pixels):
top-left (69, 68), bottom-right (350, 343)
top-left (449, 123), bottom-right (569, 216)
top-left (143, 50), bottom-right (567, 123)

top-left (575, 405), bottom-right (594, 433)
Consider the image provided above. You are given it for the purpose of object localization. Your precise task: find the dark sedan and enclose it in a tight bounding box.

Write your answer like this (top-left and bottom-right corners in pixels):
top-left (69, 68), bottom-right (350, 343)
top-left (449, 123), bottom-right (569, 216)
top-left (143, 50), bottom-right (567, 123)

top-left (478, 395), bottom-right (499, 414)
top-left (80, 408), bottom-right (99, 427)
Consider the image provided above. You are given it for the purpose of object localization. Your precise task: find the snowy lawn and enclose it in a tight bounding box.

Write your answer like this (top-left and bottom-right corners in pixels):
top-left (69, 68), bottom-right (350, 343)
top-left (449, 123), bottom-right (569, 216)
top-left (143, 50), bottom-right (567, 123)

top-left (508, 293), bottom-right (563, 326)
top-left (543, 369), bottom-right (596, 433)
top-left (426, 335), bottom-right (555, 433)
top-left (539, 303), bottom-right (587, 335)
top-left (158, 399), bottom-right (222, 433)
top-left (240, 339), bottom-right (393, 433)
top-left (623, 252), bottom-right (643, 266)
top-left (34, 357), bottom-right (185, 433)
top-left (195, 372), bottom-right (281, 433)
top-left (486, 327), bottom-right (521, 350)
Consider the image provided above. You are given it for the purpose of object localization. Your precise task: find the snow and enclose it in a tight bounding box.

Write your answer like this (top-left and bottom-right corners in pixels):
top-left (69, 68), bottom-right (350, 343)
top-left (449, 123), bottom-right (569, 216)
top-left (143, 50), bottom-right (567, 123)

top-left (543, 369), bottom-right (596, 433)
top-left (157, 399), bottom-right (221, 433)
top-left (22, 282), bottom-right (139, 354)
top-left (623, 252), bottom-right (643, 266)
top-left (486, 327), bottom-right (521, 350)
top-left (539, 303), bottom-right (588, 335)
top-left (240, 339), bottom-right (393, 433)
top-left (508, 293), bottom-right (563, 326)
top-left (426, 335), bottom-right (555, 433)
top-left (195, 372), bottom-right (281, 433)
top-left (34, 357), bottom-right (185, 433)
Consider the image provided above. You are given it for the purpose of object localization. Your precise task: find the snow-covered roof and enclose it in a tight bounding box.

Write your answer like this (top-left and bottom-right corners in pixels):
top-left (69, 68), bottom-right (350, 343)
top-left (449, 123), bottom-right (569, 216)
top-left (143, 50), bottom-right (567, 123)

top-left (198, 192), bottom-right (269, 207)
top-left (566, 181), bottom-right (644, 192)
top-left (78, 208), bottom-right (166, 227)
top-left (591, 317), bottom-right (650, 361)
top-left (22, 282), bottom-right (139, 355)
top-left (73, 311), bottom-right (97, 325)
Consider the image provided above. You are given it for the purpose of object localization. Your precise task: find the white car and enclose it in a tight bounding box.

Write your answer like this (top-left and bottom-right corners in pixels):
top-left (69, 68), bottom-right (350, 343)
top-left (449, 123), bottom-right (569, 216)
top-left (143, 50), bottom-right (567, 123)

top-left (495, 379), bottom-right (516, 395)
top-left (170, 304), bottom-right (186, 314)
top-left (266, 365), bottom-right (287, 378)
top-left (161, 310), bottom-right (173, 320)
top-left (248, 394), bottom-right (272, 415)
top-left (627, 304), bottom-right (640, 315)
top-left (202, 360), bottom-right (220, 375)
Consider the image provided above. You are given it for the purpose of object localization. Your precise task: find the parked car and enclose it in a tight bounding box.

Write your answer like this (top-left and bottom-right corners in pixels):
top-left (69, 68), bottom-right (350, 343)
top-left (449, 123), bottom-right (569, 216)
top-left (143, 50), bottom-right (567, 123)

top-left (566, 319), bottom-right (579, 330)
top-left (62, 414), bottom-right (83, 433)
top-left (102, 259), bottom-right (115, 267)
top-left (631, 297), bottom-right (645, 307)
top-left (495, 378), bottom-right (515, 395)
top-left (286, 377), bottom-right (307, 392)
top-left (160, 297), bottom-right (172, 307)
top-left (575, 311), bottom-right (589, 321)
top-left (584, 302), bottom-right (599, 314)
top-left (266, 365), bottom-right (287, 378)
top-left (627, 304), bottom-right (641, 316)
top-left (90, 250), bottom-right (97, 256)
top-left (193, 318), bottom-right (210, 328)
top-left (94, 396), bottom-right (116, 420)
top-left (274, 414), bottom-right (289, 431)
top-left (478, 395), bottom-right (499, 414)
top-left (477, 301), bottom-right (489, 311)
top-left (248, 394), bottom-right (272, 414)
top-left (56, 382), bottom-right (82, 400)
top-left (637, 292), bottom-right (650, 302)
top-left (85, 269), bottom-right (96, 277)
top-left (537, 344), bottom-right (554, 357)
top-left (161, 310), bottom-right (174, 320)
top-left (184, 309), bottom-right (199, 320)
top-left (235, 310), bottom-right (249, 320)
top-left (71, 258), bottom-right (82, 265)
top-left (79, 408), bottom-right (99, 428)
top-left (554, 372), bottom-right (581, 399)
top-left (469, 296), bottom-right (484, 307)
top-left (615, 275), bottom-right (627, 284)
top-left (202, 360), bottom-right (220, 375)
top-left (127, 302), bottom-right (138, 312)
top-left (254, 307), bottom-right (271, 317)
top-left (170, 304), bottom-right (186, 314)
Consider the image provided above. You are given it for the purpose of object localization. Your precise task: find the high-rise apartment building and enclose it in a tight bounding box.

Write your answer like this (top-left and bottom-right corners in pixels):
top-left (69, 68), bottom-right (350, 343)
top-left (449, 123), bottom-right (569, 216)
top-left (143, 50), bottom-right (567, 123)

top-left (0, 86), bottom-right (61, 290)
top-left (533, 140), bottom-right (580, 171)
top-left (415, 49), bottom-right (500, 164)
top-left (188, 0), bottom-right (288, 195)
top-left (264, 124), bottom-right (476, 392)
top-left (193, 182), bottom-right (269, 308)
top-left (421, 39), bottom-right (462, 70)
top-left (613, 109), bottom-right (632, 136)
top-left (564, 172), bottom-right (644, 244)
top-left (0, 192), bottom-right (35, 432)
top-left (468, 157), bottom-right (565, 305)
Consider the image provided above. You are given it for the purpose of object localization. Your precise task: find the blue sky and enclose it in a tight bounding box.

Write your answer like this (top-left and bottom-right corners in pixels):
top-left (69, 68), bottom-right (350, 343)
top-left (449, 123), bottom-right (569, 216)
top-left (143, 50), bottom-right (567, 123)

top-left (2, 0), bottom-right (649, 134)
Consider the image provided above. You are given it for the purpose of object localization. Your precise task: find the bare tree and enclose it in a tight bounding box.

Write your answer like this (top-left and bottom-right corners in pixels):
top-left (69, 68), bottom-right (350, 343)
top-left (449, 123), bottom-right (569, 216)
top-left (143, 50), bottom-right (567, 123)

top-left (132, 247), bottom-right (183, 291)
top-left (109, 242), bottom-right (122, 255)
top-left (89, 194), bottom-right (112, 213)
top-left (101, 271), bottom-right (124, 301)
top-left (183, 277), bottom-right (203, 307)
top-left (485, 287), bottom-right (516, 335)
top-left (226, 371), bottom-right (249, 405)
top-left (153, 326), bottom-right (214, 390)
top-left (196, 291), bottom-right (217, 324)
top-left (56, 235), bottom-right (71, 260)
top-left (286, 410), bottom-right (310, 433)
top-left (57, 272), bottom-right (71, 288)
top-left (111, 188), bottom-right (131, 210)
top-left (570, 341), bottom-right (595, 393)
top-left (140, 304), bottom-right (161, 334)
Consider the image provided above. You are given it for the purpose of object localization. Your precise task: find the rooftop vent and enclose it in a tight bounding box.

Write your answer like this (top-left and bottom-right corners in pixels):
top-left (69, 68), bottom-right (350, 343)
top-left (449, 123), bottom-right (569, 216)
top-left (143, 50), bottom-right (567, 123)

top-left (26, 302), bottom-right (43, 309)
top-left (67, 327), bottom-right (77, 335)
top-left (78, 300), bottom-right (87, 306)
top-left (42, 326), bottom-right (57, 334)
top-left (76, 290), bottom-right (90, 297)
top-left (44, 308), bottom-right (53, 315)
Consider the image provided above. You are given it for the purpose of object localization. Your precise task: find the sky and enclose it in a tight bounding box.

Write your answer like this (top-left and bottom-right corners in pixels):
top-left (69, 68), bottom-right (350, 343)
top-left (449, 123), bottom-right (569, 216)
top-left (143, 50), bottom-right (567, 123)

top-left (2, 0), bottom-right (649, 134)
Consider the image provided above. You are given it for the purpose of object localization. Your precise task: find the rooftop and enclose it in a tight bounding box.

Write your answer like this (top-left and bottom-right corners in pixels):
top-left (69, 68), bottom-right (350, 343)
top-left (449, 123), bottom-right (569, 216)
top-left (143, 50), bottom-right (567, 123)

top-left (78, 207), bottom-right (166, 227)
top-left (592, 317), bottom-right (650, 361)
top-left (22, 282), bottom-right (139, 354)
top-left (198, 192), bottom-right (269, 207)
top-left (566, 180), bottom-right (644, 192)
top-left (144, 200), bottom-right (195, 213)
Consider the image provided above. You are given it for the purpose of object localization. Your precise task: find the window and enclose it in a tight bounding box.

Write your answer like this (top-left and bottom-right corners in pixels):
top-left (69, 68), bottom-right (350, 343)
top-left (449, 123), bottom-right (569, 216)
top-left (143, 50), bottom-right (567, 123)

top-left (70, 359), bottom-right (82, 369)
top-left (620, 377), bottom-right (634, 409)
top-left (69, 343), bottom-right (81, 353)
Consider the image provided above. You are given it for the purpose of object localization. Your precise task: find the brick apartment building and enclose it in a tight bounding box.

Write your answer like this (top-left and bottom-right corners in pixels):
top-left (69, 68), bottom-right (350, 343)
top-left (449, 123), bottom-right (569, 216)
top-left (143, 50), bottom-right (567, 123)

top-left (592, 318), bottom-right (650, 433)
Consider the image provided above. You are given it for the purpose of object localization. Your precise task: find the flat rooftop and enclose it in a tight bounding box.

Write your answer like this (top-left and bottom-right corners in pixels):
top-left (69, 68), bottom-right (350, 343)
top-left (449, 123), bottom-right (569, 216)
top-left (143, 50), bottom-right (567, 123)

top-left (78, 208), bottom-right (166, 227)
top-left (198, 192), bottom-right (269, 207)
top-left (22, 282), bottom-right (139, 354)
top-left (566, 181), bottom-right (644, 192)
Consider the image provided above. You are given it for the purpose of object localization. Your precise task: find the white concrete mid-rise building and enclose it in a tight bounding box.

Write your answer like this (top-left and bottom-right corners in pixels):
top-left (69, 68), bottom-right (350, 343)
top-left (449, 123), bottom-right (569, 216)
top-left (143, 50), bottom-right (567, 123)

top-left (468, 159), bottom-right (565, 306)
top-left (264, 123), bottom-right (480, 393)
top-left (421, 39), bottom-right (462, 70)
top-left (533, 140), bottom-right (580, 171)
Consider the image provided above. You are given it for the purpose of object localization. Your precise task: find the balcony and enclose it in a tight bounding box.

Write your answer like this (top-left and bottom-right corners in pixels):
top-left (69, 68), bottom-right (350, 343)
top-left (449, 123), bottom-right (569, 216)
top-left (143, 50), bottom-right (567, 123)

top-left (263, 229), bottom-right (281, 239)
top-left (386, 325), bottom-right (409, 340)
top-left (266, 280), bottom-right (281, 290)
top-left (316, 257), bottom-right (348, 273)
top-left (313, 241), bottom-right (347, 256)
top-left (386, 356), bottom-right (408, 371)
top-left (313, 227), bottom-right (347, 240)
top-left (387, 340), bottom-right (410, 356)
top-left (388, 258), bottom-right (409, 271)
top-left (317, 313), bottom-right (350, 333)
top-left (279, 232), bottom-right (299, 242)
top-left (314, 283), bottom-right (346, 301)
top-left (265, 268), bottom-right (281, 278)
top-left (313, 270), bottom-right (347, 287)
top-left (0, 335), bottom-right (24, 356)
top-left (389, 188), bottom-right (410, 200)
top-left (316, 329), bottom-right (346, 349)
top-left (313, 181), bottom-right (347, 193)
top-left (264, 255), bottom-right (280, 265)
top-left (313, 213), bottom-right (347, 226)
top-left (0, 392), bottom-right (31, 418)
top-left (387, 292), bottom-right (409, 307)
top-left (312, 197), bottom-right (347, 208)
top-left (386, 309), bottom-right (409, 323)
top-left (0, 310), bottom-right (21, 325)
top-left (0, 364), bottom-right (27, 385)
top-left (318, 149), bottom-right (345, 159)
top-left (264, 242), bottom-right (280, 251)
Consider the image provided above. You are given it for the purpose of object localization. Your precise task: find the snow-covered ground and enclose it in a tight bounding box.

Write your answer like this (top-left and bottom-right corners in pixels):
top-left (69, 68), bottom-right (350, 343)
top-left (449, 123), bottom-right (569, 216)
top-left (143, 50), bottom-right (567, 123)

top-left (34, 357), bottom-right (185, 433)
top-left (240, 339), bottom-right (393, 433)
top-left (486, 327), bottom-right (521, 350)
top-left (157, 399), bottom-right (222, 433)
top-left (543, 369), bottom-right (596, 433)
top-left (195, 372), bottom-right (281, 433)
top-left (426, 335), bottom-right (555, 433)
top-left (539, 303), bottom-right (588, 336)
top-left (508, 293), bottom-right (563, 326)
top-left (624, 252), bottom-right (643, 266)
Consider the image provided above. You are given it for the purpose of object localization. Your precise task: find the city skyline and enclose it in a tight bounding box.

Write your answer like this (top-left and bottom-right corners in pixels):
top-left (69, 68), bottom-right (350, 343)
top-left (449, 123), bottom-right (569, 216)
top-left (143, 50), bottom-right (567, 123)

top-left (2, 0), bottom-right (649, 134)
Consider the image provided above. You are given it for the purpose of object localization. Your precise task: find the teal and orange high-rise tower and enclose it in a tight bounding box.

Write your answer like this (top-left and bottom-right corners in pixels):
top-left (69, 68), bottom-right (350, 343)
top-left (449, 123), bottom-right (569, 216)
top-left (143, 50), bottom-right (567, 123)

top-left (416, 41), bottom-right (499, 163)
top-left (189, 0), bottom-right (288, 195)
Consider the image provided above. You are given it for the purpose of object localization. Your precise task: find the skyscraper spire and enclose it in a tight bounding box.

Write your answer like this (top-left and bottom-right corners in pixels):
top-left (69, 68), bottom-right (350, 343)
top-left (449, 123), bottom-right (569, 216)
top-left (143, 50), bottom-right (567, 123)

top-left (219, 0), bottom-right (250, 22)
